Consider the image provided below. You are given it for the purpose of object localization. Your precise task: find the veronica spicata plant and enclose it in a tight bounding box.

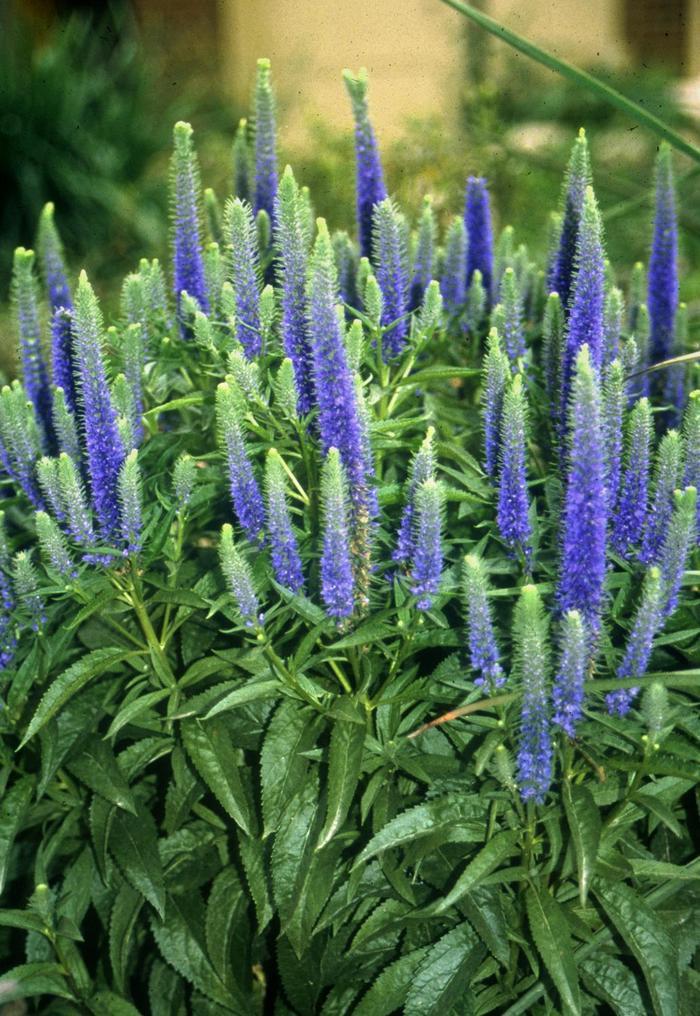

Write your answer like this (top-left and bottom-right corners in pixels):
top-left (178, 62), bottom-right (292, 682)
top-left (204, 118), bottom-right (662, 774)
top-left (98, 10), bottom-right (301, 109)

top-left (0, 57), bottom-right (698, 1016)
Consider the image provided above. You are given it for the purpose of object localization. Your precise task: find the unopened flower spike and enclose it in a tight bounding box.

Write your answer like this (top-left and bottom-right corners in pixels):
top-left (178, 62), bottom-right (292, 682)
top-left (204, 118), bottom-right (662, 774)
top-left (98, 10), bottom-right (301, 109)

top-left (72, 272), bottom-right (125, 538)
top-left (274, 165), bottom-right (314, 415)
top-left (332, 230), bottom-right (358, 309)
top-left (225, 197), bottom-right (263, 358)
top-left (36, 203), bottom-right (72, 311)
top-left (465, 269), bottom-right (486, 334)
top-left (12, 248), bottom-right (54, 449)
top-left (557, 344), bottom-right (607, 633)
top-left (252, 59), bottom-right (278, 222)
top-left (49, 307), bottom-right (77, 415)
top-left (409, 196), bottom-right (436, 311)
top-left (561, 186), bottom-right (605, 416)
top-left (121, 323), bottom-right (145, 445)
top-left (603, 286), bottom-right (624, 366)
top-left (497, 374), bottom-right (531, 558)
top-left (36, 457), bottom-right (64, 522)
top-left (602, 360), bottom-right (625, 512)
top-left (498, 267), bottom-right (525, 362)
top-left (204, 188), bottom-right (223, 245)
top-left (606, 566), bottom-right (663, 717)
top-left (417, 280), bottom-right (443, 335)
top-left (345, 318), bottom-right (365, 372)
top-left (264, 449), bottom-right (304, 593)
top-left (118, 450), bottom-right (142, 555)
top-left (56, 452), bottom-right (96, 550)
top-left (514, 584), bottom-right (552, 804)
top-left (219, 523), bottom-right (262, 629)
top-left (552, 610), bottom-right (588, 737)
top-left (639, 429), bottom-right (682, 565)
top-left (683, 391), bottom-right (700, 537)
top-left (343, 68), bottom-right (388, 260)
top-left (373, 198), bottom-right (409, 359)
top-left (440, 216), bottom-right (467, 315)
top-left (545, 211), bottom-right (563, 291)
top-left (232, 117), bottom-right (251, 202)
top-left (464, 176), bottom-right (494, 300)
top-left (363, 272), bottom-right (383, 328)
top-left (170, 121), bottom-right (209, 322)
top-left (658, 486), bottom-right (697, 617)
top-left (410, 477), bottom-right (443, 610)
top-left (13, 551), bottom-right (45, 633)
top-left (630, 302), bottom-right (652, 398)
top-left (483, 328), bottom-right (510, 478)
top-left (35, 510), bottom-right (76, 579)
top-left (647, 143), bottom-right (678, 367)
top-left (173, 453), bottom-right (197, 511)
top-left (462, 554), bottom-right (504, 688)
top-left (203, 241), bottom-right (224, 312)
top-left (663, 302), bottom-right (687, 420)
top-left (393, 427), bottom-right (435, 565)
top-left (112, 374), bottom-right (137, 452)
top-left (627, 260), bottom-right (645, 332)
top-left (642, 681), bottom-right (669, 746)
top-left (216, 381), bottom-right (265, 545)
top-left (320, 448), bottom-right (355, 620)
top-left (273, 358), bottom-right (300, 421)
top-left (549, 128), bottom-right (591, 309)
top-left (0, 382), bottom-right (44, 507)
top-left (542, 292), bottom-right (564, 411)
top-left (495, 224), bottom-right (515, 292)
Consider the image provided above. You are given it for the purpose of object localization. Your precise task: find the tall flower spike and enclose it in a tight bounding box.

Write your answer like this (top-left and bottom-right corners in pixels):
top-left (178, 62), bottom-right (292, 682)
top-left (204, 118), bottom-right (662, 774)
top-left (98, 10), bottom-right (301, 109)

top-left (173, 453), bottom-right (196, 512)
top-left (465, 269), bottom-right (486, 335)
top-left (50, 307), bottom-right (77, 414)
top-left (170, 122), bottom-right (209, 320)
top-left (320, 448), bottom-right (354, 620)
top-left (549, 129), bottom-right (591, 309)
top-left (542, 292), bottom-right (564, 411)
top-left (631, 302), bottom-right (652, 398)
top-left (514, 584), bottom-right (552, 804)
top-left (628, 261), bottom-right (645, 332)
top-left (13, 552), bottom-right (45, 633)
top-left (683, 391), bottom-right (700, 537)
top-left (545, 211), bottom-right (563, 291)
top-left (264, 449), bottom-right (304, 593)
top-left (0, 382), bottom-right (44, 506)
top-left (232, 118), bottom-right (251, 202)
top-left (36, 203), bottom-right (72, 311)
top-left (647, 143), bottom-right (678, 366)
top-left (552, 610), bottom-right (588, 737)
top-left (203, 241), bottom-right (224, 313)
top-left (464, 177), bottom-right (494, 300)
top-left (219, 523), bottom-right (261, 629)
top-left (482, 328), bottom-right (510, 478)
top-left (57, 452), bottom-right (96, 550)
top-left (252, 59), bottom-right (278, 222)
top-left (410, 478), bottom-right (443, 610)
top-left (332, 230), bottom-right (358, 309)
top-left (602, 359), bottom-right (625, 512)
top-left (343, 69), bottom-right (388, 260)
top-left (462, 554), bottom-right (504, 689)
top-left (561, 186), bottom-right (605, 415)
top-left (11, 248), bottom-right (54, 447)
top-left (498, 267), bottom-right (525, 362)
top-left (72, 272), bottom-right (125, 538)
top-left (557, 345), bottom-right (607, 632)
top-left (215, 381), bottom-right (265, 545)
top-left (274, 166), bottom-right (314, 415)
top-left (225, 198), bottom-right (262, 358)
top-left (50, 388), bottom-right (80, 468)
top-left (440, 216), bottom-right (467, 315)
top-left (639, 429), bottom-right (682, 565)
top-left (307, 219), bottom-right (371, 515)
top-left (603, 286), bottom-right (625, 366)
top-left (373, 198), bottom-right (409, 359)
top-left (606, 566), bottom-right (663, 716)
top-left (393, 428), bottom-right (435, 565)
top-left (658, 486), bottom-right (697, 617)
top-left (409, 196), bottom-right (436, 311)
top-left (35, 510), bottom-right (75, 579)
top-left (663, 302), bottom-right (687, 420)
top-left (497, 374), bottom-right (531, 557)
top-left (37, 457), bottom-right (65, 522)
top-left (118, 450), bottom-right (142, 555)
top-left (495, 224), bottom-right (515, 291)
top-left (122, 323), bottom-right (144, 444)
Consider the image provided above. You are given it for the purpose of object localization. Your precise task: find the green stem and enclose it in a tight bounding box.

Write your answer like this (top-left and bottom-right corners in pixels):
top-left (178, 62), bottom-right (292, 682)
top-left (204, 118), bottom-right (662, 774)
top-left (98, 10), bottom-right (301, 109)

top-left (126, 573), bottom-right (177, 688)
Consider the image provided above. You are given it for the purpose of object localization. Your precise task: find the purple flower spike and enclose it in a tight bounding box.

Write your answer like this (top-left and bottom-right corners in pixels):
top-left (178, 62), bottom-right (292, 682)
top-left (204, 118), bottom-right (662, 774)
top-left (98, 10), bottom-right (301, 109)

top-left (373, 198), bottom-right (409, 359)
top-left (36, 203), bottom-right (72, 311)
top-left (170, 121), bottom-right (209, 324)
top-left (225, 197), bottom-right (263, 358)
top-left (343, 69), bottom-right (388, 261)
top-left (50, 307), bottom-right (77, 414)
top-left (253, 59), bottom-right (278, 222)
top-left (440, 217), bottom-right (467, 315)
top-left (410, 478), bottom-right (443, 610)
top-left (602, 360), bottom-right (624, 513)
top-left (320, 448), bottom-right (355, 620)
top-left (515, 585), bottom-right (552, 804)
top-left (393, 427), bottom-right (435, 565)
top-left (611, 398), bottom-right (652, 555)
top-left (464, 176), bottom-right (494, 300)
top-left (549, 129), bottom-right (591, 310)
top-left (603, 286), bottom-right (624, 366)
top-left (265, 450), bottom-right (304, 593)
top-left (497, 374), bottom-right (531, 557)
top-left (462, 554), bottom-right (504, 689)
top-left (639, 430), bottom-right (682, 565)
top-left (647, 144), bottom-right (678, 367)
top-left (72, 272), bottom-right (125, 538)
top-left (557, 345), bottom-right (607, 633)
top-left (12, 248), bottom-right (54, 450)
top-left (606, 566), bottom-right (663, 717)
top-left (552, 610), bottom-right (588, 737)
top-left (219, 523), bottom-right (262, 629)
top-left (216, 381), bottom-right (265, 545)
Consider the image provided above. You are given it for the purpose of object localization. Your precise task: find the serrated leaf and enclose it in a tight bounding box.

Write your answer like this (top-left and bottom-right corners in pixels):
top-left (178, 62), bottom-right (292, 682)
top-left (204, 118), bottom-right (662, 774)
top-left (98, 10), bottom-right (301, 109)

top-left (67, 736), bottom-right (137, 813)
top-left (238, 832), bottom-right (274, 932)
top-left (459, 885), bottom-right (510, 965)
top-left (404, 922), bottom-right (483, 1016)
top-left (109, 882), bottom-right (143, 994)
top-left (316, 714), bottom-right (365, 849)
top-left (580, 955), bottom-right (647, 1016)
top-left (203, 679), bottom-right (280, 720)
top-left (0, 962), bottom-right (74, 1002)
top-left (271, 777), bottom-right (319, 931)
top-left (593, 880), bottom-right (678, 1016)
top-left (0, 909), bottom-right (47, 933)
top-left (354, 796), bottom-right (483, 866)
top-left (148, 959), bottom-right (187, 1016)
top-left (205, 867), bottom-right (248, 993)
top-left (563, 782), bottom-right (600, 906)
top-left (0, 775), bottom-right (33, 895)
top-left (105, 687), bottom-right (171, 737)
top-left (181, 717), bottom-right (254, 835)
top-left (20, 648), bottom-right (138, 746)
top-left (628, 858), bottom-right (700, 881)
top-left (110, 804), bottom-right (166, 919)
top-left (632, 792), bottom-right (683, 838)
top-left (261, 700), bottom-right (318, 837)
top-left (353, 945), bottom-right (431, 1016)
top-left (525, 883), bottom-right (581, 1016)
top-left (435, 830), bottom-right (520, 913)
top-left (86, 991), bottom-right (143, 1015)
top-left (90, 794), bottom-right (116, 882)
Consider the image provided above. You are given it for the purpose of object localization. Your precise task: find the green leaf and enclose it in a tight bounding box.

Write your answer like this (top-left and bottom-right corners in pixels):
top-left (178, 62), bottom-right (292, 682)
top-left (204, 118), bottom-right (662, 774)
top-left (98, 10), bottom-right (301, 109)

top-left (181, 717), bottom-right (254, 835)
top-left (0, 909), bottom-right (47, 934)
top-left (261, 700), bottom-right (318, 837)
top-left (67, 736), bottom-right (137, 813)
top-left (404, 922), bottom-right (483, 1016)
top-left (580, 955), bottom-right (647, 1016)
top-left (632, 792), bottom-right (683, 838)
top-left (354, 796), bottom-right (483, 866)
top-left (395, 365), bottom-right (480, 386)
top-left (109, 882), bottom-right (143, 994)
top-left (316, 714), bottom-right (366, 849)
top-left (593, 880), bottom-right (679, 1016)
top-left (0, 962), bottom-right (74, 1002)
top-left (202, 679), bottom-right (280, 720)
top-left (435, 830), bottom-right (520, 912)
top-left (148, 959), bottom-right (187, 1016)
top-left (459, 886), bottom-right (510, 966)
top-left (271, 777), bottom-right (320, 930)
top-left (238, 833), bottom-right (274, 932)
top-left (105, 687), bottom-right (171, 737)
top-left (353, 945), bottom-right (431, 1016)
top-left (563, 782), bottom-right (601, 906)
top-left (87, 991), bottom-right (143, 1015)
top-left (205, 867), bottom-right (248, 993)
top-left (110, 804), bottom-right (166, 919)
top-left (0, 776), bottom-right (34, 895)
top-left (525, 883), bottom-right (581, 1016)
top-left (628, 858), bottom-right (700, 881)
top-left (20, 648), bottom-right (138, 746)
